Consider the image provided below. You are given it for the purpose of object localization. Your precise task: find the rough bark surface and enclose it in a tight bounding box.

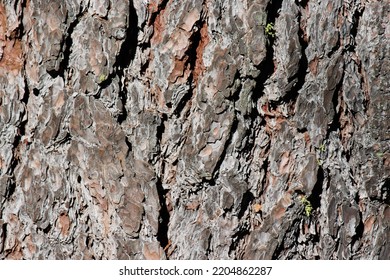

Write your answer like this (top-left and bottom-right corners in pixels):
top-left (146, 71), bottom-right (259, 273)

top-left (0, 0), bottom-right (389, 260)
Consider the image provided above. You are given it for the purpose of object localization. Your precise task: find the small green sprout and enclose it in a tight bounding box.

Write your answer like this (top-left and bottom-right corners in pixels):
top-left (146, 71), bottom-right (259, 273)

top-left (265, 22), bottom-right (276, 38)
top-left (375, 152), bottom-right (384, 158)
top-left (300, 195), bottom-right (313, 217)
top-left (98, 74), bottom-right (107, 84)
top-left (319, 143), bottom-right (326, 153)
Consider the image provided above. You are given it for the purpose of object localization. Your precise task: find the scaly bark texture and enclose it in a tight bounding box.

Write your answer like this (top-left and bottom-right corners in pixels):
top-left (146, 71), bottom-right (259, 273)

top-left (0, 0), bottom-right (389, 259)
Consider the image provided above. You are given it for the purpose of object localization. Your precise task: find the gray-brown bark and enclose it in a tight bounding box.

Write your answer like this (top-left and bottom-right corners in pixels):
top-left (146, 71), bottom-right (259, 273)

top-left (0, 0), bottom-right (389, 259)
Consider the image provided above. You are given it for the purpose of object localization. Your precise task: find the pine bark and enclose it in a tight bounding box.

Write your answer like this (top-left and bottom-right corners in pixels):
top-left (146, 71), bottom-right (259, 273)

top-left (0, 0), bottom-right (389, 259)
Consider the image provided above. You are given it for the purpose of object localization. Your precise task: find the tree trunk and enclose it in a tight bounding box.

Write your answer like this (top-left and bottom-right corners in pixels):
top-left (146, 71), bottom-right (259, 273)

top-left (0, 0), bottom-right (388, 259)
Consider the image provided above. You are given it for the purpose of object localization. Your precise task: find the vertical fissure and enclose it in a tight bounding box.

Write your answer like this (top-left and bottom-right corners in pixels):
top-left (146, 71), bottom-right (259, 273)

top-left (6, 77), bottom-right (30, 200)
top-left (155, 99), bottom-right (170, 256)
top-left (148, 0), bottom-right (170, 27)
top-left (228, 226), bottom-right (250, 258)
top-left (350, 211), bottom-right (364, 256)
top-left (114, 1), bottom-right (138, 71)
top-left (238, 190), bottom-right (255, 219)
top-left (0, 223), bottom-right (6, 253)
top-left (173, 15), bottom-right (206, 117)
top-left (326, 71), bottom-right (345, 137)
top-left (53, 13), bottom-right (83, 78)
top-left (252, 0), bottom-right (283, 103)
top-left (345, 4), bottom-right (364, 53)
top-left (309, 166), bottom-right (324, 211)
top-left (156, 178), bottom-right (170, 257)
top-left (113, 1), bottom-right (138, 124)
top-left (283, 1), bottom-right (309, 103)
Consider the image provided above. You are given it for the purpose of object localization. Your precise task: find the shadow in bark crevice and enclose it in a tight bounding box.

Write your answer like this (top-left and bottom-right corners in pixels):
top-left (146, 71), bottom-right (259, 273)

top-left (156, 178), bottom-right (170, 257)
top-left (114, 1), bottom-right (139, 70)
top-left (50, 12), bottom-right (83, 78)
top-left (113, 1), bottom-right (139, 124)
top-left (281, 2), bottom-right (309, 104)
top-left (309, 167), bottom-right (324, 210)
top-left (228, 226), bottom-right (250, 258)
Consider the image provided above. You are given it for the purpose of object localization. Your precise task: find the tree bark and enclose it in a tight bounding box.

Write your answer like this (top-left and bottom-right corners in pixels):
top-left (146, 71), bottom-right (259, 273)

top-left (0, 0), bottom-right (389, 259)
